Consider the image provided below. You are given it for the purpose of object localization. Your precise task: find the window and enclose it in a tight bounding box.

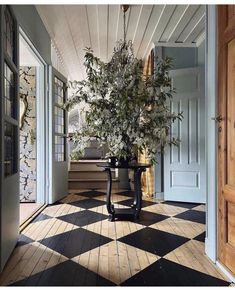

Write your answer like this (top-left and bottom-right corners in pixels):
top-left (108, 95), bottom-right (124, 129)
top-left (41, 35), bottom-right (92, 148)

top-left (2, 6), bottom-right (18, 177)
top-left (54, 76), bottom-right (66, 162)
top-left (4, 62), bottom-right (16, 118)
top-left (3, 7), bottom-right (15, 62)
top-left (4, 122), bottom-right (17, 177)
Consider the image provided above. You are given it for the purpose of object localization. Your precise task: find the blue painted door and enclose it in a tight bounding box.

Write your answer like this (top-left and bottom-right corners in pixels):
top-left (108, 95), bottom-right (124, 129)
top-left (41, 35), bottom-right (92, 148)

top-left (164, 67), bottom-right (206, 203)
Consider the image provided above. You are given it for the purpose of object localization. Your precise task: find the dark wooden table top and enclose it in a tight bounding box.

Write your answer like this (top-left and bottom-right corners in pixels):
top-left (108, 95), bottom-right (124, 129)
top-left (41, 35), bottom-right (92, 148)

top-left (96, 162), bottom-right (151, 169)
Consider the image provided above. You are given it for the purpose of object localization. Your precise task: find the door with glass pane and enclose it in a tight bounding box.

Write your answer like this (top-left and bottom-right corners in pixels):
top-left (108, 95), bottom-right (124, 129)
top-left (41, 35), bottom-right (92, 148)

top-left (49, 68), bottom-right (68, 203)
top-left (0, 6), bottom-right (19, 271)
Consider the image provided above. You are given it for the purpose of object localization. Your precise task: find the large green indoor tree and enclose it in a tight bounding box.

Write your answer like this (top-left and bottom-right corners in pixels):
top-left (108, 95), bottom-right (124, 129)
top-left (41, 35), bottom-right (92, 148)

top-left (65, 40), bottom-right (182, 164)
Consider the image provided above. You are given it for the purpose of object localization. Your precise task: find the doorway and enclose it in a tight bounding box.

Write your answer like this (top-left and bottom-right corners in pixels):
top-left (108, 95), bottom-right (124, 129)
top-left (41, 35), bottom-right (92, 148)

top-left (19, 29), bottom-right (47, 225)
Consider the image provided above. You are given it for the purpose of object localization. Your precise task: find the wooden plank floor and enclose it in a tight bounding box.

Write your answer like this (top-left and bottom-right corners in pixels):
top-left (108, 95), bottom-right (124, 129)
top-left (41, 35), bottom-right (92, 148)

top-left (0, 189), bottom-right (232, 286)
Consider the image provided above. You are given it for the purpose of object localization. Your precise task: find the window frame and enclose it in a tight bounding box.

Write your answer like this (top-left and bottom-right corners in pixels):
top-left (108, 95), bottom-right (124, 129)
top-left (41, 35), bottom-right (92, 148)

top-left (1, 5), bottom-right (19, 178)
top-left (54, 72), bottom-right (67, 162)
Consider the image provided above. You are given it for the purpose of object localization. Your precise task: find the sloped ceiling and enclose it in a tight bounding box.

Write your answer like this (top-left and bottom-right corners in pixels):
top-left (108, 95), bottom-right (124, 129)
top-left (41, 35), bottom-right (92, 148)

top-left (36, 4), bottom-right (206, 80)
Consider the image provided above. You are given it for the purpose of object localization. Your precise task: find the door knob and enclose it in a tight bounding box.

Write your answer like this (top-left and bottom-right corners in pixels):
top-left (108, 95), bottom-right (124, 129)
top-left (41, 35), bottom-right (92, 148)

top-left (211, 115), bottom-right (223, 123)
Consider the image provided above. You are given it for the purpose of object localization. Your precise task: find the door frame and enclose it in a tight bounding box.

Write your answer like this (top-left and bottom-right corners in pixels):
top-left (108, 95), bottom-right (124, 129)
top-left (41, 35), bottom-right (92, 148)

top-left (19, 27), bottom-right (49, 205)
top-left (204, 4), bottom-right (218, 263)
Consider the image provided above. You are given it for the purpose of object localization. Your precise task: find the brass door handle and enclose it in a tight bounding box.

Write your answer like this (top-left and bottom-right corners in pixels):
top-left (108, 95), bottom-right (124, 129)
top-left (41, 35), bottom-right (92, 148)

top-left (211, 115), bottom-right (223, 123)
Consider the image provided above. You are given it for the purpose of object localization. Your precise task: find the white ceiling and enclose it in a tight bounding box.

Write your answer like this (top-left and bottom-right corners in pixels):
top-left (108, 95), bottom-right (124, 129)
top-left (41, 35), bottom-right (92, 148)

top-left (36, 4), bottom-right (206, 80)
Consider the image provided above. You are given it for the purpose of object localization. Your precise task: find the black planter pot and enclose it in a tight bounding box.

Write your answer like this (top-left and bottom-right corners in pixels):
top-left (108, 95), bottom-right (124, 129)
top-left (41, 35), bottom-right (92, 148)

top-left (116, 157), bottom-right (130, 166)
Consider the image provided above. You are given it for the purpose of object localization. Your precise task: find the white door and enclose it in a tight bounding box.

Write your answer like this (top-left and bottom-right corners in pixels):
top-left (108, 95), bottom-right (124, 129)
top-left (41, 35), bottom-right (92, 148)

top-left (49, 67), bottom-right (68, 204)
top-left (164, 67), bottom-right (206, 203)
top-left (0, 6), bottom-right (20, 271)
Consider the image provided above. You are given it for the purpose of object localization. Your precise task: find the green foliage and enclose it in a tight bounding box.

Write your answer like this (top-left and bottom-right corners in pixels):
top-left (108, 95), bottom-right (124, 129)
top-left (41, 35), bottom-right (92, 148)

top-left (65, 40), bottom-right (183, 164)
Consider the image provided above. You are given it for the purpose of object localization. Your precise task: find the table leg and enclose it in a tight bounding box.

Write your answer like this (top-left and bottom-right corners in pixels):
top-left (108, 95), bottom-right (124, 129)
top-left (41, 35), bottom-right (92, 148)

top-left (105, 168), bottom-right (115, 221)
top-left (133, 168), bottom-right (143, 219)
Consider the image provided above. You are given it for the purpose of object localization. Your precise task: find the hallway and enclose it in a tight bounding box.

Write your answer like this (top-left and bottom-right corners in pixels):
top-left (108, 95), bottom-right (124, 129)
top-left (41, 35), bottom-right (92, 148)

top-left (0, 189), bottom-right (230, 286)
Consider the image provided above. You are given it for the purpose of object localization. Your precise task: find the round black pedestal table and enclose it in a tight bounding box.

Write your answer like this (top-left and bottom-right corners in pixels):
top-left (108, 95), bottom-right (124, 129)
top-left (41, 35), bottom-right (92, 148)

top-left (97, 162), bottom-right (151, 222)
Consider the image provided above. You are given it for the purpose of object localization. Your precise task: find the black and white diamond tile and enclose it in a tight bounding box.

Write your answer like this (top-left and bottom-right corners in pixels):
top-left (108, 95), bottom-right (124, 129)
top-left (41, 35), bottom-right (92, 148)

top-left (72, 240), bottom-right (159, 285)
top-left (75, 190), bottom-right (106, 198)
top-left (56, 209), bottom-right (108, 227)
top-left (162, 200), bottom-right (200, 209)
top-left (43, 202), bottom-right (85, 218)
top-left (144, 203), bottom-right (189, 217)
top-left (16, 234), bottom-right (35, 247)
top-left (135, 210), bottom-right (169, 226)
top-left (175, 209), bottom-right (206, 224)
top-left (82, 218), bottom-right (146, 240)
top-left (69, 198), bottom-right (106, 209)
top-left (116, 198), bottom-right (156, 208)
top-left (163, 239), bottom-right (227, 281)
top-left (12, 260), bottom-right (115, 286)
top-left (31, 213), bottom-right (51, 223)
top-left (193, 231), bottom-right (206, 242)
top-left (115, 190), bottom-right (134, 197)
top-left (39, 227), bottom-right (112, 258)
top-left (121, 258), bottom-right (230, 286)
top-left (118, 227), bottom-right (189, 257)
top-left (2, 189), bottom-right (230, 287)
top-left (150, 217), bottom-right (205, 239)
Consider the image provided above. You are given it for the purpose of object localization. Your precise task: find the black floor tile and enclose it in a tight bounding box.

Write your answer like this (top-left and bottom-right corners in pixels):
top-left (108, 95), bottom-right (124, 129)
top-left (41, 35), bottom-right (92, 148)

top-left (194, 231), bottom-right (206, 243)
top-left (75, 190), bottom-right (106, 198)
top-left (12, 260), bottom-right (116, 286)
top-left (135, 210), bottom-right (169, 226)
top-left (115, 190), bottom-right (134, 197)
top-left (118, 227), bottom-right (189, 257)
top-left (16, 234), bottom-right (34, 247)
top-left (175, 210), bottom-right (206, 224)
top-left (116, 198), bottom-right (156, 208)
top-left (163, 201), bottom-right (200, 209)
top-left (57, 210), bottom-right (108, 227)
top-left (39, 228), bottom-right (112, 258)
top-left (31, 213), bottom-right (51, 223)
top-left (121, 258), bottom-right (230, 286)
top-left (69, 198), bottom-right (106, 209)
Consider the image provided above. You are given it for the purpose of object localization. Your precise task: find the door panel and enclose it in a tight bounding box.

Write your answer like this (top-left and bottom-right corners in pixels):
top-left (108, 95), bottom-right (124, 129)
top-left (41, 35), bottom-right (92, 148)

top-left (49, 68), bottom-right (68, 203)
top-left (218, 5), bottom-right (235, 275)
top-left (164, 67), bottom-right (206, 203)
top-left (0, 6), bottom-right (19, 271)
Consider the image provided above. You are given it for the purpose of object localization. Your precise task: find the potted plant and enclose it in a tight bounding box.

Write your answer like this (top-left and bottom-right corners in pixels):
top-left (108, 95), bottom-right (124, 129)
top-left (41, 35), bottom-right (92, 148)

top-left (65, 40), bottom-right (182, 165)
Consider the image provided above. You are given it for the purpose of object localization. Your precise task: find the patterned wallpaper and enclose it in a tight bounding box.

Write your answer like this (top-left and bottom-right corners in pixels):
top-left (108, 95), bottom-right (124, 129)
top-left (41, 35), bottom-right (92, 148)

top-left (19, 66), bottom-right (37, 202)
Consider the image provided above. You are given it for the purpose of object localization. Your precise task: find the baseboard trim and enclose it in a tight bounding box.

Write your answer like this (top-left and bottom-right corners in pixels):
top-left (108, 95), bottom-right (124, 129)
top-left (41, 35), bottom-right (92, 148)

top-left (216, 261), bottom-right (235, 283)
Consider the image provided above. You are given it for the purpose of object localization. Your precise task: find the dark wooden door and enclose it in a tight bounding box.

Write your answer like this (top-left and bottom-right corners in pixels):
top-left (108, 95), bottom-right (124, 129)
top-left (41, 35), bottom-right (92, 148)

top-left (218, 5), bottom-right (235, 275)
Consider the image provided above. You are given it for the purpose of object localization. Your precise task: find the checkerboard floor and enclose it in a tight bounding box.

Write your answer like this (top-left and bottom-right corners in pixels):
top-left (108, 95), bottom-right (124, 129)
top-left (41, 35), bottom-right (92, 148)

top-left (0, 189), bottom-right (231, 286)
